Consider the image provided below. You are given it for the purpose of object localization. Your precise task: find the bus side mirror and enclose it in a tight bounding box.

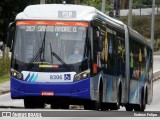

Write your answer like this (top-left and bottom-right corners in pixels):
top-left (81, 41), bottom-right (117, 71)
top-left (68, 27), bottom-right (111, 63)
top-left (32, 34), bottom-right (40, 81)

top-left (98, 36), bottom-right (103, 52)
top-left (6, 31), bottom-right (14, 48)
top-left (6, 22), bottom-right (15, 51)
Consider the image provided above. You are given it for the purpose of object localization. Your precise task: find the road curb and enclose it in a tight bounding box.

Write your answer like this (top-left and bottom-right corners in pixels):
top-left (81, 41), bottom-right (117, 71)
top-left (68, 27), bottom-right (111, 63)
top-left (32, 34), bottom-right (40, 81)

top-left (0, 90), bottom-right (10, 95)
top-left (153, 71), bottom-right (160, 82)
top-left (153, 77), bottom-right (160, 82)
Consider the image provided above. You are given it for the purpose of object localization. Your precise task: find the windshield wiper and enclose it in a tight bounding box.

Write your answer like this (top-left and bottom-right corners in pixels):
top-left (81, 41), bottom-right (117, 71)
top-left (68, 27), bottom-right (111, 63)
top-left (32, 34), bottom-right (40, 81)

top-left (50, 43), bottom-right (71, 70)
top-left (50, 43), bottom-right (53, 64)
top-left (28, 28), bottom-right (46, 69)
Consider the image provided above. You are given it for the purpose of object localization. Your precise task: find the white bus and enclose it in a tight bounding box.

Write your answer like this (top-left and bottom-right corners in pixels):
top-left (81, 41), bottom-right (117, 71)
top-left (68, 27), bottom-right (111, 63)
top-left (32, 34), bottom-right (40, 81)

top-left (7, 4), bottom-right (153, 111)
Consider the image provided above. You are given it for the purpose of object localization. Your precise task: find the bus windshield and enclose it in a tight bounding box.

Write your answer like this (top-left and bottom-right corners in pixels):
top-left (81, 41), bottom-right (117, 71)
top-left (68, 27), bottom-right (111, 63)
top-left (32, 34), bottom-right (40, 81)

top-left (14, 21), bottom-right (88, 65)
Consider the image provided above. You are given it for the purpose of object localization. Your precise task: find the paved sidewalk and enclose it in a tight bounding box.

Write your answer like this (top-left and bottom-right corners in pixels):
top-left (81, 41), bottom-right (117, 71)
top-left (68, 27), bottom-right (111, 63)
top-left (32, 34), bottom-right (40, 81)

top-left (0, 71), bottom-right (160, 95)
top-left (0, 81), bottom-right (10, 95)
top-left (153, 71), bottom-right (160, 81)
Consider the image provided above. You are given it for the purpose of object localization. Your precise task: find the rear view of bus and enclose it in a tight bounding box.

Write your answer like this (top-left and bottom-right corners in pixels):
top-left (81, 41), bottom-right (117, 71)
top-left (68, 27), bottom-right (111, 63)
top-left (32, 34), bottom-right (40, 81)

top-left (9, 4), bottom-right (91, 108)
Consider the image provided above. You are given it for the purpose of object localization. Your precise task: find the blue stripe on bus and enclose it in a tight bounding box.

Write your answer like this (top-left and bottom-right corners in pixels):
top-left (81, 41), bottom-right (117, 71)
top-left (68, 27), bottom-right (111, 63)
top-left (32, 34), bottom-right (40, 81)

top-left (24, 73), bottom-right (30, 81)
top-left (32, 73), bottom-right (38, 82)
top-left (27, 73), bottom-right (34, 82)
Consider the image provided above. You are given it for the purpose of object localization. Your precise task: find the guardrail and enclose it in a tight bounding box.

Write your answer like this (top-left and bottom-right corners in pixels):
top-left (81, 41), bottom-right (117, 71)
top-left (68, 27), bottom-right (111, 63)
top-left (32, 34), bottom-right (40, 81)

top-left (120, 7), bottom-right (160, 16)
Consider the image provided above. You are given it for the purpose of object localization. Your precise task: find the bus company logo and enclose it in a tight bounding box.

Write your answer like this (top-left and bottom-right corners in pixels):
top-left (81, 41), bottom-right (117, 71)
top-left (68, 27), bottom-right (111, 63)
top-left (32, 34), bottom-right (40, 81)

top-left (64, 74), bottom-right (71, 80)
top-left (2, 112), bottom-right (11, 117)
top-left (24, 73), bottom-right (38, 82)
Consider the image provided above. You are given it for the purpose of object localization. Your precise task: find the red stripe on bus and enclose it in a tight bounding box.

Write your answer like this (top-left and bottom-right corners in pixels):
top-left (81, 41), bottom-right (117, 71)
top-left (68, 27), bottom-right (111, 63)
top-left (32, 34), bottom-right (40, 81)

top-left (16, 21), bottom-right (88, 27)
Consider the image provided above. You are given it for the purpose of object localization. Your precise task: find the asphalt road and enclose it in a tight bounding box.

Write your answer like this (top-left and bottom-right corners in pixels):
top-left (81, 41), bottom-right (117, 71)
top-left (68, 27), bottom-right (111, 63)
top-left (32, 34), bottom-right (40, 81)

top-left (0, 79), bottom-right (160, 110)
top-left (0, 80), bottom-right (160, 120)
top-left (0, 55), bottom-right (160, 119)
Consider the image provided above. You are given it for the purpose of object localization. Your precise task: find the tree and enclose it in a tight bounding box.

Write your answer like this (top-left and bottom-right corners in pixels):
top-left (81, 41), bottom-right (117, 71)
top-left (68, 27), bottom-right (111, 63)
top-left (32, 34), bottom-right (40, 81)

top-left (141, 0), bottom-right (152, 7)
top-left (0, 0), bottom-right (39, 43)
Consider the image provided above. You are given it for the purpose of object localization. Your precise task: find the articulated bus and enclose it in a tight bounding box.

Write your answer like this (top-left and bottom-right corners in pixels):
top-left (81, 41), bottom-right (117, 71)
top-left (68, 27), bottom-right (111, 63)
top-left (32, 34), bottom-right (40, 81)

top-left (7, 4), bottom-right (153, 111)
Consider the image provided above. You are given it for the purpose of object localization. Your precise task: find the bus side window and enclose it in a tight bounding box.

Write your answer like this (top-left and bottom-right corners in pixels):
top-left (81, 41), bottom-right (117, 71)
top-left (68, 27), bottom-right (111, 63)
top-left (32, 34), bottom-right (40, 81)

top-left (107, 33), bottom-right (114, 73)
top-left (95, 27), bottom-right (103, 52)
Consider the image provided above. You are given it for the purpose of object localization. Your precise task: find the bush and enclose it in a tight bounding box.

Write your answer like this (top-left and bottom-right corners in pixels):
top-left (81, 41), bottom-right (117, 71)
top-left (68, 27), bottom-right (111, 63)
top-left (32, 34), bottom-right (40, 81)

top-left (0, 57), bottom-right (10, 76)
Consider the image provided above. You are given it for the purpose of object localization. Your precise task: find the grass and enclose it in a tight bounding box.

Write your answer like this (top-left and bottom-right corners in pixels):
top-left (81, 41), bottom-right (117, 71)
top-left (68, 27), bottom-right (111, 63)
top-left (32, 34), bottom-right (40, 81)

top-left (0, 73), bottom-right (10, 83)
top-left (0, 57), bottom-right (10, 84)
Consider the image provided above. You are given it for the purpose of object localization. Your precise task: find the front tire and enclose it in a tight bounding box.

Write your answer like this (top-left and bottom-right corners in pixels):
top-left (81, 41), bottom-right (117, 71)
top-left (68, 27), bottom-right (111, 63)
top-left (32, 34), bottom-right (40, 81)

top-left (125, 104), bottom-right (134, 111)
top-left (94, 81), bottom-right (109, 111)
top-left (51, 102), bottom-right (69, 109)
top-left (24, 98), bottom-right (44, 108)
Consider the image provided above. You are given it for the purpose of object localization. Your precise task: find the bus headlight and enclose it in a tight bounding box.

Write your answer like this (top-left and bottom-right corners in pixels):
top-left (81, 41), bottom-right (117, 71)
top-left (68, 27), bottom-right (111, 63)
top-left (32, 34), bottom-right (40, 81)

top-left (82, 72), bottom-right (88, 78)
top-left (74, 69), bottom-right (90, 82)
top-left (11, 68), bottom-right (23, 80)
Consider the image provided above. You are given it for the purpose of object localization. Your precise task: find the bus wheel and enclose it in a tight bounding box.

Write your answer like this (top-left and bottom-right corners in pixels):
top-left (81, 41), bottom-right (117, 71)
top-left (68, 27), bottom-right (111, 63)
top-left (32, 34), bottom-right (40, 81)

top-left (59, 104), bottom-right (69, 109)
top-left (84, 101), bottom-right (96, 110)
top-left (96, 82), bottom-right (103, 110)
top-left (134, 90), bottom-right (146, 111)
top-left (94, 81), bottom-right (108, 111)
top-left (109, 103), bottom-right (118, 110)
top-left (110, 86), bottom-right (122, 110)
top-left (101, 103), bottom-right (109, 111)
top-left (24, 98), bottom-right (44, 108)
top-left (24, 98), bottom-right (33, 108)
top-left (51, 103), bottom-right (69, 109)
top-left (125, 104), bottom-right (134, 111)
top-left (117, 86), bottom-right (122, 110)
top-left (51, 103), bottom-right (59, 109)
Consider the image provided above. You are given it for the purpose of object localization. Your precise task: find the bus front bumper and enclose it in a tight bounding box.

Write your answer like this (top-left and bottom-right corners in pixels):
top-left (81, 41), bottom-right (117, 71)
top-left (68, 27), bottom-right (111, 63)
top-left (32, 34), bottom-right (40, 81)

top-left (11, 77), bottom-right (91, 100)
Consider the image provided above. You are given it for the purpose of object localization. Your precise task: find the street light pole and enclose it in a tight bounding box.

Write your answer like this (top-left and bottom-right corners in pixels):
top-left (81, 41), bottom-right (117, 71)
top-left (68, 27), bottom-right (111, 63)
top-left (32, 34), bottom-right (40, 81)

top-left (128, 0), bottom-right (133, 28)
top-left (87, 0), bottom-right (90, 5)
top-left (101, 0), bottom-right (106, 13)
top-left (151, 0), bottom-right (155, 51)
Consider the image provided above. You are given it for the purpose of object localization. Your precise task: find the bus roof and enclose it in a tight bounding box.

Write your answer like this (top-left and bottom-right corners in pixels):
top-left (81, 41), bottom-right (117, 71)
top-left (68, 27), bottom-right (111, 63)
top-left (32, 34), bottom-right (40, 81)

top-left (129, 27), bottom-right (151, 48)
top-left (16, 4), bottom-right (97, 21)
top-left (16, 4), bottom-right (124, 26)
top-left (16, 4), bottom-right (150, 48)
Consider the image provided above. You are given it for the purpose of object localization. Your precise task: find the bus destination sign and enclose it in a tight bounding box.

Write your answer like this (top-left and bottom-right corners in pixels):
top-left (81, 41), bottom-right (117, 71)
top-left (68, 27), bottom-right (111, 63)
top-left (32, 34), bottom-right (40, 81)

top-left (58, 11), bottom-right (76, 18)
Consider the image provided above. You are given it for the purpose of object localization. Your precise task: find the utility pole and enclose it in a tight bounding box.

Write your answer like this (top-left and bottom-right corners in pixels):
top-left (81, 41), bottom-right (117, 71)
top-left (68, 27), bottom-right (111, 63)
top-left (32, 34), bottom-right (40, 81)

top-left (87, 0), bottom-right (90, 5)
top-left (151, 0), bottom-right (155, 51)
top-left (115, 0), bottom-right (118, 17)
top-left (101, 0), bottom-right (106, 13)
top-left (128, 0), bottom-right (133, 28)
top-left (40, 0), bottom-right (45, 4)
top-left (115, 0), bottom-right (120, 17)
